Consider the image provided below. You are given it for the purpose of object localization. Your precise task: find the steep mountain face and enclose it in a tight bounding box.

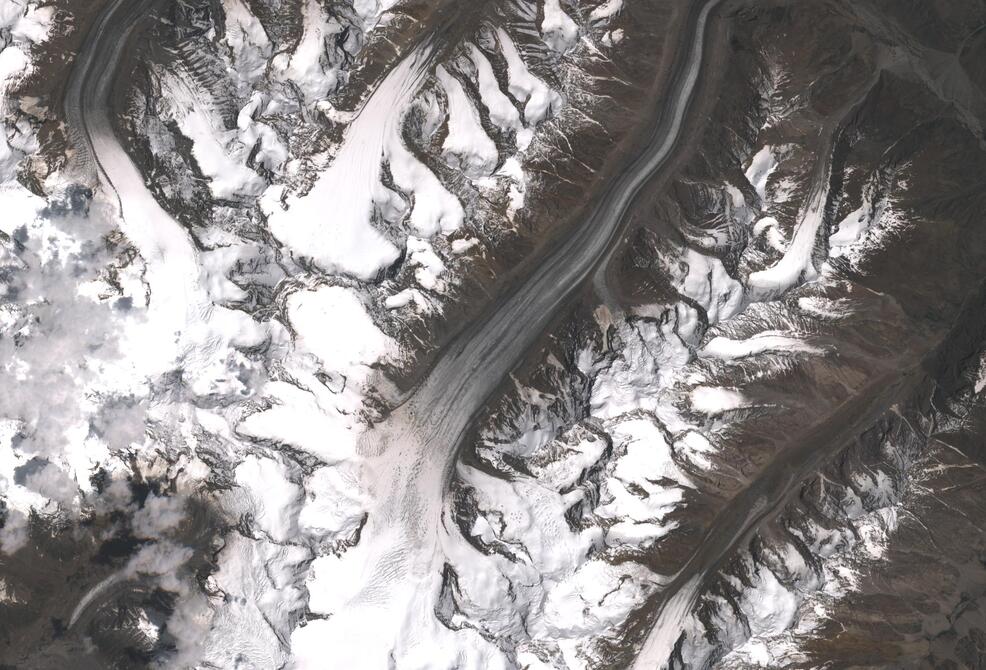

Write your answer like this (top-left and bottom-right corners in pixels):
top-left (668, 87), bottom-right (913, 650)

top-left (452, 2), bottom-right (986, 668)
top-left (1, 0), bottom-right (986, 668)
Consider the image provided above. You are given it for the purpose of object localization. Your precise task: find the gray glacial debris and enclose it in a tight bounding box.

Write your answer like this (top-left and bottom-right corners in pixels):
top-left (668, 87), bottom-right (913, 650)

top-left (286, 0), bottom-right (725, 664)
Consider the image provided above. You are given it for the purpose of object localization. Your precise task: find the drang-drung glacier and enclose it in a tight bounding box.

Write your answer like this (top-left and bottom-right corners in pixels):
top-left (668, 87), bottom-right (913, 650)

top-left (2, 0), bottom-right (986, 668)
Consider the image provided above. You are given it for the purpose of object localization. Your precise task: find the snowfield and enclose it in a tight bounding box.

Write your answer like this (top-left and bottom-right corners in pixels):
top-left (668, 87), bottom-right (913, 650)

top-left (0, 0), bottom-right (941, 668)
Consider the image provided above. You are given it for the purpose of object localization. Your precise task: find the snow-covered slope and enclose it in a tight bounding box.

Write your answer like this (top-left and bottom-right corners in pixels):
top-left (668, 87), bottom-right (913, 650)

top-left (6, 0), bottom-right (986, 668)
top-left (0, 0), bottom-right (640, 666)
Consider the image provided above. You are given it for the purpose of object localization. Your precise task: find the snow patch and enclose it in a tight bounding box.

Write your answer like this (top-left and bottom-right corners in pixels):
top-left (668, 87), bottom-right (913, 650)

top-left (161, 70), bottom-right (265, 198)
top-left (590, 0), bottom-right (624, 23)
top-left (262, 50), bottom-right (433, 278)
top-left (467, 44), bottom-right (530, 148)
top-left (541, 0), bottom-right (579, 53)
top-left (406, 236), bottom-right (446, 291)
top-left (690, 386), bottom-right (747, 414)
top-left (744, 145), bottom-right (778, 202)
top-left (672, 248), bottom-right (744, 323)
top-left (237, 286), bottom-right (392, 462)
top-left (436, 65), bottom-right (498, 179)
top-left (752, 216), bottom-right (786, 252)
top-left (237, 93), bottom-right (288, 172)
top-left (496, 27), bottom-right (562, 125)
top-left (747, 181), bottom-right (827, 299)
top-left (235, 456), bottom-right (302, 543)
top-left (274, 0), bottom-right (342, 103)
top-left (701, 331), bottom-right (823, 361)
top-left (221, 0), bottom-right (271, 91)
top-left (288, 285), bottom-right (394, 374)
